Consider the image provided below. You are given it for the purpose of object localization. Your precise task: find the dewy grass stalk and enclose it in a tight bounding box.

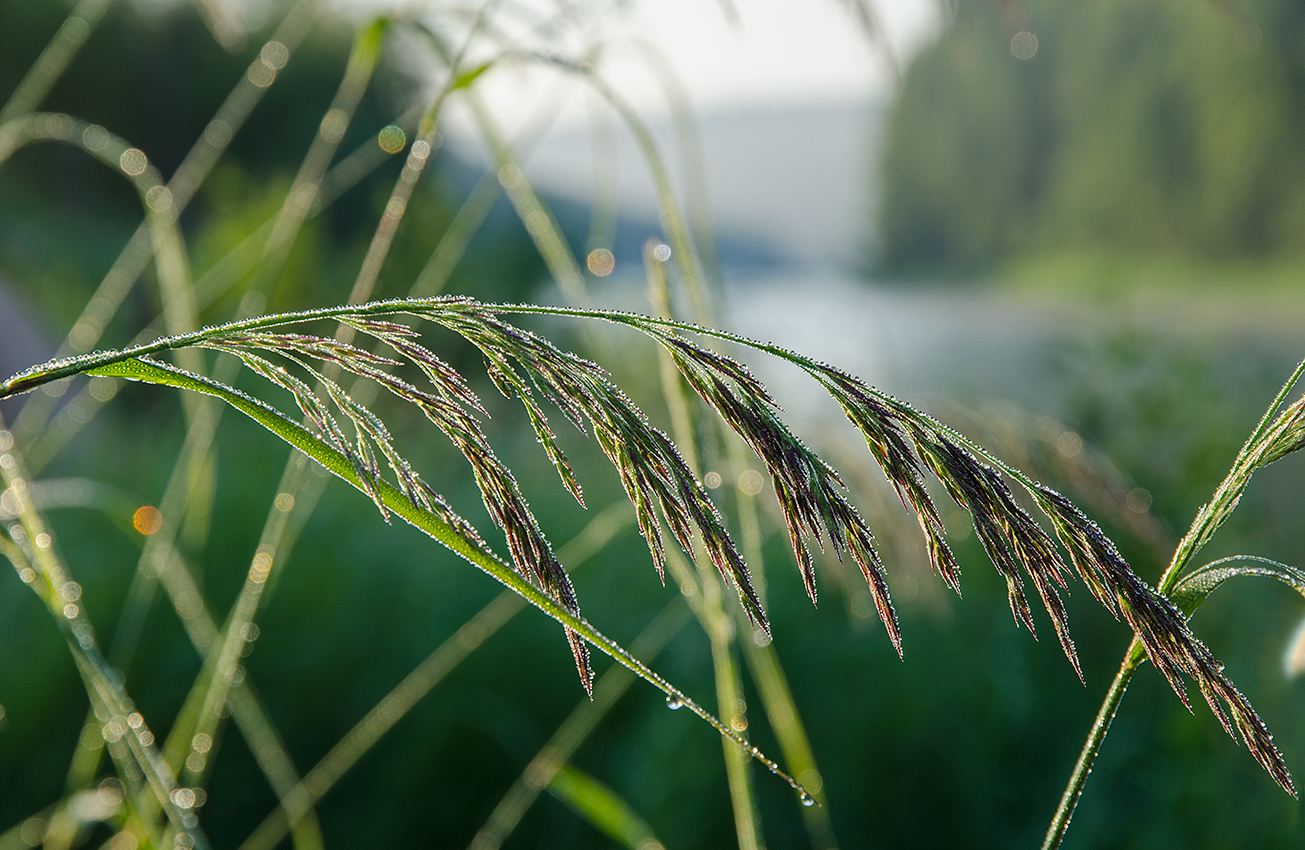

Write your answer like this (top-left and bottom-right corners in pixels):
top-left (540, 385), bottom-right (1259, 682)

top-left (6, 294), bottom-right (1302, 826)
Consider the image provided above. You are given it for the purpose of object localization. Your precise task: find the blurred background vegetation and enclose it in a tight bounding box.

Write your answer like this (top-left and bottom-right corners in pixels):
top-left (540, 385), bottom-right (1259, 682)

top-left (1, 1), bottom-right (1304, 849)
top-left (879, 0), bottom-right (1305, 282)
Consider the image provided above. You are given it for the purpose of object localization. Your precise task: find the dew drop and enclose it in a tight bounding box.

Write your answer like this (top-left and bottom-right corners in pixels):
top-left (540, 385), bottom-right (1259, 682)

top-left (665, 695), bottom-right (683, 710)
top-left (799, 791), bottom-right (816, 807)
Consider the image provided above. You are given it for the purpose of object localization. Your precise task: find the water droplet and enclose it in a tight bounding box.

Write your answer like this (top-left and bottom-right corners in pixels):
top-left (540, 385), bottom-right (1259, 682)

top-left (799, 791), bottom-right (815, 807)
top-left (665, 695), bottom-right (683, 710)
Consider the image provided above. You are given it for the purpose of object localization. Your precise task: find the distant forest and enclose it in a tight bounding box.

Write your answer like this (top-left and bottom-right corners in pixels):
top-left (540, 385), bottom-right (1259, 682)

top-left (876, 0), bottom-right (1305, 272)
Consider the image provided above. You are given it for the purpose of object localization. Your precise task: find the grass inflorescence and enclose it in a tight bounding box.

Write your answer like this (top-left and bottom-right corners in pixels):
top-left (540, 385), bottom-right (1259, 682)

top-left (2, 295), bottom-right (1296, 800)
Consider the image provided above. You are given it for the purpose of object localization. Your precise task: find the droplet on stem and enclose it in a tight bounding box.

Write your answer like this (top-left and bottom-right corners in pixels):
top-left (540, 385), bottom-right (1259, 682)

top-left (665, 695), bottom-right (683, 710)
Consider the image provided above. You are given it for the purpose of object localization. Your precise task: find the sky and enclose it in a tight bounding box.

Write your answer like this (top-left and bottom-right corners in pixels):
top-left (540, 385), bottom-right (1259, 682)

top-left (186, 0), bottom-right (941, 119)
top-left (452, 0), bottom-right (941, 127)
top-left (563, 0), bottom-right (940, 114)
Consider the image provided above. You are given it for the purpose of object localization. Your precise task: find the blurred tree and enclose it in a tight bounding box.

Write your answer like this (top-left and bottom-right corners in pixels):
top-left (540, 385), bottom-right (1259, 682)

top-left (876, 0), bottom-right (1305, 273)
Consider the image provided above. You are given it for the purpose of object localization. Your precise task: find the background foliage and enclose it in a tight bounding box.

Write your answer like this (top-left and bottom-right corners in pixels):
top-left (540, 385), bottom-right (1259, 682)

top-left (877, 0), bottom-right (1305, 273)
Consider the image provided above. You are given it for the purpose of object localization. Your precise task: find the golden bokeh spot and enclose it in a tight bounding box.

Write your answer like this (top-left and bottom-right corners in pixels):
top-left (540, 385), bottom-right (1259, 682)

top-left (377, 125), bottom-right (407, 154)
top-left (133, 505), bottom-right (162, 535)
top-left (586, 248), bottom-right (615, 276)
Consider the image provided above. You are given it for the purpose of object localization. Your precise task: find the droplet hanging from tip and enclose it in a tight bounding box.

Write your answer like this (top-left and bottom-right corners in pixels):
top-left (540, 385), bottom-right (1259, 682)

top-left (799, 791), bottom-right (815, 807)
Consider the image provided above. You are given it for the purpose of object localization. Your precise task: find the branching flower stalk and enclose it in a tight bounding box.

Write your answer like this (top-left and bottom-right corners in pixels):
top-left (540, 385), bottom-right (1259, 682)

top-left (1042, 357), bottom-right (1305, 849)
top-left (4, 296), bottom-right (1297, 812)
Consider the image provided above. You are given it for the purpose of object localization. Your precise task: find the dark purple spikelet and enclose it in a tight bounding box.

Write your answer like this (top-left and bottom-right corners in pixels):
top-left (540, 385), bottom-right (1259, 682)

top-left (649, 335), bottom-right (903, 644)
top-left (423, 305), bottom-right (770, 632)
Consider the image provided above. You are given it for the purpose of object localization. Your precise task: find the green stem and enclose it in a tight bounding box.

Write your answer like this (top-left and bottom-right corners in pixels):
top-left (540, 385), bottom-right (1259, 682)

top-left (1041, 640), bottom-right (1145, 850)
top-left (0, 0), bottom-right (113, 124)
top-left (1043, 357), bottom-right (1305, 849)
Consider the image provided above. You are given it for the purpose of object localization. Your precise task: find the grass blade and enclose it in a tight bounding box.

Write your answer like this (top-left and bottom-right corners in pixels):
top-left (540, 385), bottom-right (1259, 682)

top-left (467, 600), bottom-right (691, 850)
top-left (0, 0), bottom-right (112, 124)
top-left (546, 765), bottom-right (668, 850)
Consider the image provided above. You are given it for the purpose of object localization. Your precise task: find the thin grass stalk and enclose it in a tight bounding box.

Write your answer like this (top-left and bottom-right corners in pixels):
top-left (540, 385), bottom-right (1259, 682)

top-left (434, 43), bottom-right (721, 321)
top-left (385, 63), bottom-right (574, 299)
top-left (545, 765), bottom-right (667, 850)
top-left (0, 418), bottom-right (206, 849)
top-left (0, 0), bottom-right (113, 124)
top-left (411, 166), bottom-right (501, 298)
top-left (463, 91), bottom-right (594, 310)
top-left (648, 255), bottom-right (765, 848)
top-left (107, 390), bottom-right (220, 668)
top-left (625, 38), bottom-right (724, 288)
top-left (166, 457), bottom-right (327, 796)
top-left (520, 52), bottom-right (716, 325)
top-left (585, 92), bottom-right (620, 261)
top-left (449, 48), bottom-right (715, 326)
top-left (0, 112), bottom-right (199, 367)
top-left (237, 502), bottom-right (632, 850)
top-left (191, 0), bottom-right (245, 50)
top-left (337, 0), bottom-right (505, 311)
top-left (246, 18), bottom-right (390, 297)
top-left (466, 599), bottom-right (691, 850)
top-left (10, 0), bottom-right (319, 445)
top-left (646, 245), bottom-right (699, 473)
top-left (709, 599), bottom-right (764, 850)
top-left (1040, 641), bottom-right (1145, 850)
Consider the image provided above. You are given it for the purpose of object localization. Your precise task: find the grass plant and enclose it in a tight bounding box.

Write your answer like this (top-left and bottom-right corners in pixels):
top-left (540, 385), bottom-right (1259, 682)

top-left (1, 3), bottom-right (1303, 849)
